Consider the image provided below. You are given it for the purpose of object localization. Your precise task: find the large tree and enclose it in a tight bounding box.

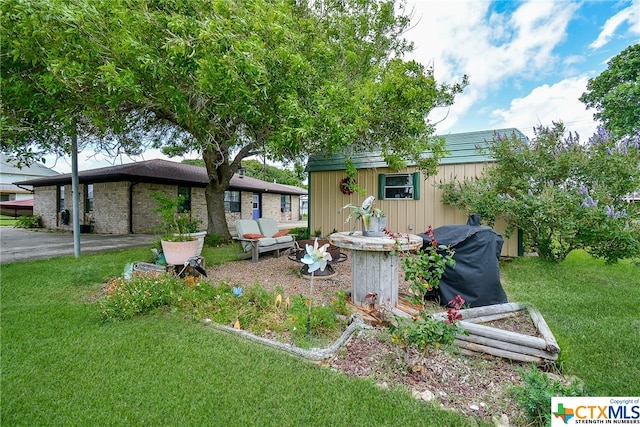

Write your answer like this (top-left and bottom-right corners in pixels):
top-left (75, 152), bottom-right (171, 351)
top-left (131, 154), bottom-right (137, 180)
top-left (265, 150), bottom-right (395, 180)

top-left (580, 43), bottom-right (640, 138)
top-left (1, 0), bottom-right (467, 239)
top-left (439, 123), bottom-right (640, 263)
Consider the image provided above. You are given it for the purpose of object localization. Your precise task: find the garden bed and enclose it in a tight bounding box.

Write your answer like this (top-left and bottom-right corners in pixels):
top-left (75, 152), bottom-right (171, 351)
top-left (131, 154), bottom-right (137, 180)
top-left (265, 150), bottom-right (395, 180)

top-left (204, 250), bottom-right (575, 425)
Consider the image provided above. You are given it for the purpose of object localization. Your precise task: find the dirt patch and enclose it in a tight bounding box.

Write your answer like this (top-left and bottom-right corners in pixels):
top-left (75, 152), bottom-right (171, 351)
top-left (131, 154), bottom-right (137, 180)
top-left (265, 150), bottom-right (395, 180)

top-left (205, 249), bottom-right (543, 424)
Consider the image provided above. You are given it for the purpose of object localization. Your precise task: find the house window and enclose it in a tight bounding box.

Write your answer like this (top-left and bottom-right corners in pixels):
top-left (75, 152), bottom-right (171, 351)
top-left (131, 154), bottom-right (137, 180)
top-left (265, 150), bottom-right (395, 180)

top-left (281, 195), bottom-right (291, 213)
top-left (177, 186), bottom-right (191, 213)
top-left (224, 191), bottom-right (241, 213)
top-left (58, 185), bottom-right (65, 211)
top-left (84, 184), bottom-right (94, 213)
top-left (378, 172), bottom-right (421, 200)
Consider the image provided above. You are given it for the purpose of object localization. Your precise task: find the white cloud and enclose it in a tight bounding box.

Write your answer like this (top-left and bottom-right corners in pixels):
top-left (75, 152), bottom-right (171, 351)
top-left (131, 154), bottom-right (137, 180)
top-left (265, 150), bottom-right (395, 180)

top-left (590, 0), bottom-right (640, 49)
top-left (406, 0), bottom-right (579, 130)
top-left (489, 76), bottom-right (598, 140)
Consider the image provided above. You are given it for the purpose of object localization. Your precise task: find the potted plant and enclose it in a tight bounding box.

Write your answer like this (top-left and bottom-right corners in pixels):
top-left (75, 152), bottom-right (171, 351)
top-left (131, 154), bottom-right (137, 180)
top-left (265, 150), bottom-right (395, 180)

top-left (151, 191), bottom-right (204, 264)
top-left (342, 195), bottom-right (387, 237)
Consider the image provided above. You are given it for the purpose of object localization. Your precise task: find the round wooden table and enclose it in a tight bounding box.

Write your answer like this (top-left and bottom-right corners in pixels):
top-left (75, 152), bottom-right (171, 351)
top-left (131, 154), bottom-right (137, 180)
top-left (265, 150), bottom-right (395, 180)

top-left (329, 231), bottom-right (423, 309)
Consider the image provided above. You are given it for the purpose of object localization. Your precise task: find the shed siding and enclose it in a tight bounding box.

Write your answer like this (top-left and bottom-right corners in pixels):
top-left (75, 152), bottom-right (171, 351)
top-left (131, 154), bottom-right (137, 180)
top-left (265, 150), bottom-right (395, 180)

top-left (310, 165), bottom-right (518, 257)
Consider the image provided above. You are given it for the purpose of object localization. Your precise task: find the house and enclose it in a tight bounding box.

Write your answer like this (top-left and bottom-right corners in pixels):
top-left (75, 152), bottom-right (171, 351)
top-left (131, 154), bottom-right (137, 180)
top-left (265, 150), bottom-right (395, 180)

top-left (306, 129), bottom-right (528, 257)
top-left (15, 159), bottom-right (307, 234)
top-left (0, 153), bottom-right (60, 217)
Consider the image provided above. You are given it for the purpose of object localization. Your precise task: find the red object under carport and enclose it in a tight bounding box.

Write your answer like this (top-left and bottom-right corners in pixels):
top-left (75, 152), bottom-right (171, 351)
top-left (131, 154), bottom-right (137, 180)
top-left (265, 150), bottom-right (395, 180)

top-left (0, 199), bottom-right (34, 217)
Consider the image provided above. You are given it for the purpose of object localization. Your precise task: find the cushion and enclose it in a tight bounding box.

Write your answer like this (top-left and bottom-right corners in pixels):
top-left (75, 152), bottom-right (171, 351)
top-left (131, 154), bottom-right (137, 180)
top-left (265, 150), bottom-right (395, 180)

top-left (257, 218), bottom-right (279, 238)
top-left (256, 237), bottom-right (278, 246)
top-left (273, 229), bottom-right (290, 237)
top-left (242, 233), bottom-right (265, 239)
top-left (274, 235), bottom-right (294, 244)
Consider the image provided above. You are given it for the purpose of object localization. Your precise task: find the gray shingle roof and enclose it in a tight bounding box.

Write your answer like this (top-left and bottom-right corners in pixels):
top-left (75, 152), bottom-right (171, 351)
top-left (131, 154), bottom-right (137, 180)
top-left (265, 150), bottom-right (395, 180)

top-left (306, 128), bottom-right (528, 172)
top-left (15, 159), bottom-right (307, 195)
top-left (0, 153), bottom-right (60, 177)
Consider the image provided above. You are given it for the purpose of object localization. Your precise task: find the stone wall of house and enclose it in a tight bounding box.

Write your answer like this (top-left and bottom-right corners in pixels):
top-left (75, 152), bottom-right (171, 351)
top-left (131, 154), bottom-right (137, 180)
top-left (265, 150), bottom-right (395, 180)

top-left (33, 185), bottom-right (58, 229)
top-left (35, 183), bottom-right (99, 231)
top-left (230, 191), bottom-right (301, 222)
top-left (93, 182), bottom-right (131, 234)
top-left (130, 183), bottom-right (208, 234)
top-left (34, 181), bottom-right (303, 234)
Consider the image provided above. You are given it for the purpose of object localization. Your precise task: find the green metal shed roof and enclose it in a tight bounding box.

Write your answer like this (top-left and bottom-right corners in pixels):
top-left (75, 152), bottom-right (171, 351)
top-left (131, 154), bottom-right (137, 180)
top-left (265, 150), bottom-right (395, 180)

top-left (306, 128), bottom-right (528, 172)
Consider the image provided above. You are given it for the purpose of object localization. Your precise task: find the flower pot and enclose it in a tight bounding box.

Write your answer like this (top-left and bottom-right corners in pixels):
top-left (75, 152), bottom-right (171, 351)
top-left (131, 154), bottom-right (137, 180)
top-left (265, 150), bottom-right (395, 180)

top-left (175, 231), bottom-right (207, 256)
top-left (362, 216), bottom-right (387, 237)
top-left (161, 239), bottom-right (200, 265)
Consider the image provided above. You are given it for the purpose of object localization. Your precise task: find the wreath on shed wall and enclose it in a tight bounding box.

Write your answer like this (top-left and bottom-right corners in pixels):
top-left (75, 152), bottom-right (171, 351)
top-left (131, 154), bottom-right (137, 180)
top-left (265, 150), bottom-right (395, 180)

top-left (340, 177), bottom-right (356, 195)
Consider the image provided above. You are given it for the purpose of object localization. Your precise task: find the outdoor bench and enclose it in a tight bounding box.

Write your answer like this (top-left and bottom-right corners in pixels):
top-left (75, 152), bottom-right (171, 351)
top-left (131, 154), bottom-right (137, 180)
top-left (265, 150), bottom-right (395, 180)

top-left (234, 218), bottom-right (296, 262)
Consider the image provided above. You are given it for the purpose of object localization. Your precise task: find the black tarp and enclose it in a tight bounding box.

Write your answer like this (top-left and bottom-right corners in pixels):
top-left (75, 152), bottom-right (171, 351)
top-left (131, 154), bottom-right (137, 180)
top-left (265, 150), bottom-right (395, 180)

top-left (418, 214), bottom-right (507, 308)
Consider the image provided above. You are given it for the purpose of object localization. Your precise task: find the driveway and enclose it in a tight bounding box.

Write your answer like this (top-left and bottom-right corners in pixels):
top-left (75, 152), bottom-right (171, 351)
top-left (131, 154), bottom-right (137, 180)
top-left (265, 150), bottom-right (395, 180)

top-left (0, 220), bottom-right (308, 264)
top-left (0, 227), bottom-right (155, 264)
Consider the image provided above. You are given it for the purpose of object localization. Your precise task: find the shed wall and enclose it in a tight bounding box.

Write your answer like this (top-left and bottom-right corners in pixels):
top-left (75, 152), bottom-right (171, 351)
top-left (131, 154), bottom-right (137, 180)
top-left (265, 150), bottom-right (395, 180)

top-left (309, 164), bottom-right (518, 257)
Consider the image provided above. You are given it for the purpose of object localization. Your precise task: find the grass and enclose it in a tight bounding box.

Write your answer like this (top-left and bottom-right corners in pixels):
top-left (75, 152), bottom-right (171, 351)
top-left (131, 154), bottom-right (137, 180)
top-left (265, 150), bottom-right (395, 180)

top-left (1, 246), bottom-right (481, 426)
top-left (500, 250), bottom-right (640, 395)
top-left (0, 215), bottom-right (16, 226)
top-left (3, 245), bottom-right (637, 425)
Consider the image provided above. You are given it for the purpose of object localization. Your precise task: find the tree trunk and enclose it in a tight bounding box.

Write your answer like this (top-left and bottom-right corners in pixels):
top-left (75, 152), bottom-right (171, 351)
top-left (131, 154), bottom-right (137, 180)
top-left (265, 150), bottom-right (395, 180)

top-left (203, 146), bottom-right (234, 241)
top-left (205, 182), bottom-right (232, 240)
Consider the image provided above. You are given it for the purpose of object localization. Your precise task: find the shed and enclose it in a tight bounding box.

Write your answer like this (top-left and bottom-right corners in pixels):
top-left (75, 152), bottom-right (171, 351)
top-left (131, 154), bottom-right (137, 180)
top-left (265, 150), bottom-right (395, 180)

top-left (306, 129), bottom-right (527, 257)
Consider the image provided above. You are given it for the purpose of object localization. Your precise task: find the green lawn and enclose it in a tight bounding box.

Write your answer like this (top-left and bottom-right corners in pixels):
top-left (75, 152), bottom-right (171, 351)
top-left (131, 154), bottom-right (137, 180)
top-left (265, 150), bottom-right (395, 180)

top-left (500, 250), bottom-right (640, 395)
top-left (1, 247), bottom-right (480, 426)
top-left (0, 215), bottom-right (16, 226)
top-left (2, 246), bottom-right (637, 426)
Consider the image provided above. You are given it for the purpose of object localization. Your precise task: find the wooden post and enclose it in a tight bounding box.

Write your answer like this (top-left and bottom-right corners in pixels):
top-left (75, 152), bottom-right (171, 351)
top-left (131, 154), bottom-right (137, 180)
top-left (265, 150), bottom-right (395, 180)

top-left (330, 231), bottom-right (422, 310)
top-left (351, 249), bottom-right (399, 308)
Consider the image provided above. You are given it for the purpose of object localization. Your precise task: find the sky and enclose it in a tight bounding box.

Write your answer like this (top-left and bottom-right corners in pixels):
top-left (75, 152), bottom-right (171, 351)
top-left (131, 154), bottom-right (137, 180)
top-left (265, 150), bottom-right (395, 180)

top-left (44, 0), bottom-right (640, 174)
top-left (404, 0), bottom-right (639, 138)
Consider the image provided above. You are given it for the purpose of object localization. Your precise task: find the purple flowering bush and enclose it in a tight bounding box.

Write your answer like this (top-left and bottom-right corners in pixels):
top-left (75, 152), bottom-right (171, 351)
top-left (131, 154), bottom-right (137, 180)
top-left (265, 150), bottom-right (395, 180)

top-left (439, 122), bottom-right (639, 263)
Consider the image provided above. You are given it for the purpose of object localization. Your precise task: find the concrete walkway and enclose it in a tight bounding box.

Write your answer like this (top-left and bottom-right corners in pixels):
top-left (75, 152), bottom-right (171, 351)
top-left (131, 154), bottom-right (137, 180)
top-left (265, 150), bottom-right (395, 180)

top-left (0, 220), bottom-right (308, 264)
top-left (0, 228), bottom-right (156, 264)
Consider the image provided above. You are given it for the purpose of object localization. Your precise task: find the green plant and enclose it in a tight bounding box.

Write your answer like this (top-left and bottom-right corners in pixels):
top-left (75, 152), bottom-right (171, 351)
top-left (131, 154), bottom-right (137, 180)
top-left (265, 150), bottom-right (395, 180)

top-left (290, 226), bottom-right (310, 240)
top-left (284, 294), bottom-right (346, 348)
top-left (97, 266), bottom-right (348, 349)
top-left (330, 290), bottom-right (349, 316)
top-left (511, 365), bottom-right (586, 427)
top-left (402, 226), bottom-right (455, 305)
top-left (14, 214), bottom-right (41, 229)
top-left (204, 234), bottom-right (223, 247)
top-left (98, 272), bottom-right (180, 320)
top-left (341, 195), bottom-right (385, 232)
top-left (389, 296), bottom-right (466, 352)
top-left (439, 124), bottom-right (640, 263)
top-left (151, 191), bottom-right (201, 241)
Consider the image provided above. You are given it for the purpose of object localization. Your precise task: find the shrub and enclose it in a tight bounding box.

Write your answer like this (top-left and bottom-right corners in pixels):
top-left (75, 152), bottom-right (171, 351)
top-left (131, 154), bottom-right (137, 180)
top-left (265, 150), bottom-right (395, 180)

top-left (401, 226), bottom-right (455, 305)
top-left (389, 296), bottom-right (466, 352)
top-left (204, 234), bottom-right (223, 246)
top-left (98, 272), bottom-right (180, 320)
top-left (290, 226), bottom-right (310, 240)
top-left (14, 215), bottom-right (41, 229)
top-left (511, 365), bottom-right (586, 427)
top-left (439, 123), bottom-right (640, 263)
top-left (98, 274), bottom-right (347, 348)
